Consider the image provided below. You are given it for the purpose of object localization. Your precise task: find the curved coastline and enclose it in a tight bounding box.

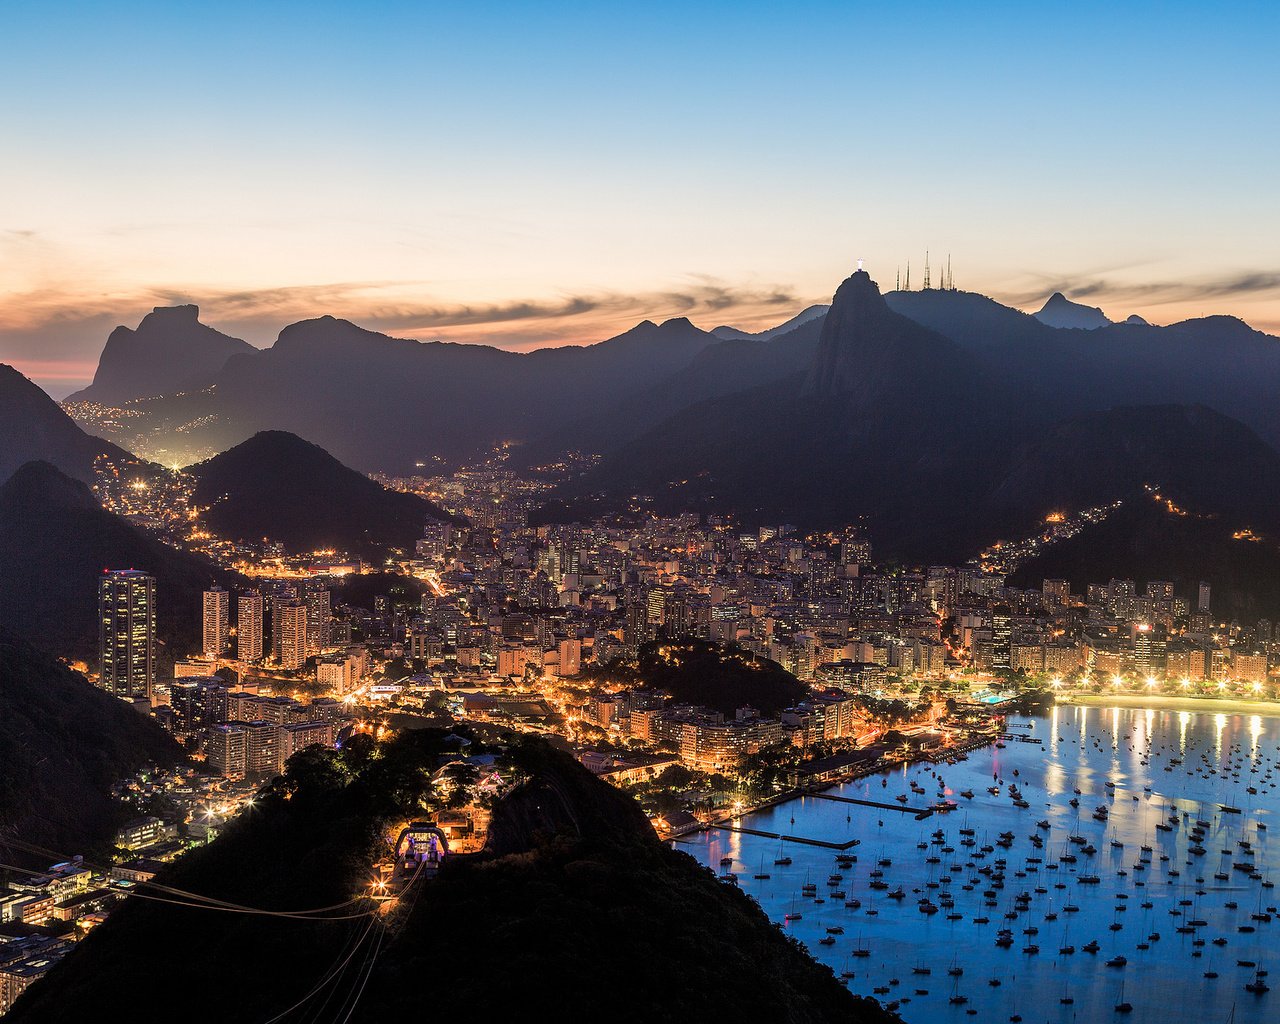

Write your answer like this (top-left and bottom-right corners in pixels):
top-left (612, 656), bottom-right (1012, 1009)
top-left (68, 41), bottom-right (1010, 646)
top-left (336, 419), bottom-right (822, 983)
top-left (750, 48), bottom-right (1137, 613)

top-left (1056, 692), bottom-right (1280, 717)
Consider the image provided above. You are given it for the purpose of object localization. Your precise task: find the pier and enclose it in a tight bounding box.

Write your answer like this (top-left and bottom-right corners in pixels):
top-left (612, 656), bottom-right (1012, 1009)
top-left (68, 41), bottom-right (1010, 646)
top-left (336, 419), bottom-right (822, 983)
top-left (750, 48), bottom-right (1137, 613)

top-left (808, 793), bottom-right (935, 820)
top-left (708, 824), bottom-right (864, 850)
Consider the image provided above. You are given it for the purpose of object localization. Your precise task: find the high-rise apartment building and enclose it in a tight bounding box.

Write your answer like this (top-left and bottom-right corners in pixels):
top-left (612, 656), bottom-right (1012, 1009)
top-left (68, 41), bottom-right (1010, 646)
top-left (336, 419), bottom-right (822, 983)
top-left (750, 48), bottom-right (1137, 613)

top-left (99, 570), bottom-right (155, 700)
top-left (990, 607), bottom-right (1012, 670)
top-left (207, 724), bottom-right (247, 779)
top-left (1042, 579), bottom-right (1070, 607)
top-left (201, 586), bottom-right (229, 658)
top-left (302, 579), bottom-right (331, 657)
top-left (237, 591), bottom-right (264, 662)
top-left (268, 584), bottom-right (299, 662)
top-left (276, 600), bottom-right (308, 670)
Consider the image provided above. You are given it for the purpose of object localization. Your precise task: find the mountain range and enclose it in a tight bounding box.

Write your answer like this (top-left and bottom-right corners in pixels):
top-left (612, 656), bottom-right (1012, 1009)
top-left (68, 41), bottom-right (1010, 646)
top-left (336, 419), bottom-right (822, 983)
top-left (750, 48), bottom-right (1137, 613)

top-left (60, 276), bottom-right (1280, 471)
top-left (31, 265), bottom-right (1280, 608)
top-left (561, 272), bottom-right (1280, 600)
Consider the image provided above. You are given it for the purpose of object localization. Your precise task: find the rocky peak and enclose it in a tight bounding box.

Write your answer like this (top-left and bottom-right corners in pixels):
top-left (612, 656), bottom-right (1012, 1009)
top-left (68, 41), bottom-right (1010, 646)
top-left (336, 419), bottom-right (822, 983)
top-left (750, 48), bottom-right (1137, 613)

top-left (802, 269), bottom-right (937, 398)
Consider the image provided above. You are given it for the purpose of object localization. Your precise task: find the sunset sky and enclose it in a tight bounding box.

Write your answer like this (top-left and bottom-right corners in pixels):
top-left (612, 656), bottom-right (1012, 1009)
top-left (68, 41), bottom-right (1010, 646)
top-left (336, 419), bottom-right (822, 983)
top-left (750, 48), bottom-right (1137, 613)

top-left (3, 1), bottom-right (1278, 396)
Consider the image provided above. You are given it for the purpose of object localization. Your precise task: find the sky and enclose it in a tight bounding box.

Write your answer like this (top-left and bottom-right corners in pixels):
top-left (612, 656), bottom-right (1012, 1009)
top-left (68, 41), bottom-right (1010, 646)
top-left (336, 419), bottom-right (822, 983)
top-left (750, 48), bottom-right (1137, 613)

top-left (2, 1), bottom-right (1278, 397)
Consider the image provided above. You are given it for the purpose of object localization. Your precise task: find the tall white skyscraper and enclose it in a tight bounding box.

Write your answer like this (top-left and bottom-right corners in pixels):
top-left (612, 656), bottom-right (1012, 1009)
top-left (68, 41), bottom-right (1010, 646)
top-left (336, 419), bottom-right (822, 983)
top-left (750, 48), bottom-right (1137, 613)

top-left (202, 586), bottom-right (229, 658)
top-left (99, 569), bottom-right (155, 700)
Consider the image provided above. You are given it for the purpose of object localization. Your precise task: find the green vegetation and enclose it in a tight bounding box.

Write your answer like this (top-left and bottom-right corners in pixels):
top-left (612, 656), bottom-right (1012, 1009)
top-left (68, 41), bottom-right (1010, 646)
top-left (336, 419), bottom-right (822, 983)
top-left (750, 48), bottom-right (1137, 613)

top-left (12, 733), bottom-right (892, 1024)
top-left (0, 636), bottom-right (182, 867)
top-left (9, 727), bottom-right (480, 1022)
top-left (189, 430), bottom-right (460, 558)
top-left (1011, 500), bottom-right (1280, 620)
top-left (0, 460), bottom-right (238, 664)
top-left (361, 738), bottom-right (891, 1022)
top-left (335, 570), bottom-right (432, 611)
top-left (596, 639), bottom-right (807, 717)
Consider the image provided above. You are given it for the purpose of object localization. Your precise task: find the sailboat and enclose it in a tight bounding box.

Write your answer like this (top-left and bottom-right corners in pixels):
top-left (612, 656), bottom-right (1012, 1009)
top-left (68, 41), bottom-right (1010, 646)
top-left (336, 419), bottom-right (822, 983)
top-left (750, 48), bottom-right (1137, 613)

top-left (753, 853), bottom-right (770, 880)
top-left (1115, 978), bottom-right (1133, 1012)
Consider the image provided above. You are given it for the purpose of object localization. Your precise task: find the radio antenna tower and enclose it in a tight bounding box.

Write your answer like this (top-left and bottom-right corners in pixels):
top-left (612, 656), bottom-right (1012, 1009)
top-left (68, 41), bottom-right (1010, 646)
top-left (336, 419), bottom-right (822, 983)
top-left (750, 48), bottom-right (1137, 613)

top-left (924, 251), bottom-right (931, 290)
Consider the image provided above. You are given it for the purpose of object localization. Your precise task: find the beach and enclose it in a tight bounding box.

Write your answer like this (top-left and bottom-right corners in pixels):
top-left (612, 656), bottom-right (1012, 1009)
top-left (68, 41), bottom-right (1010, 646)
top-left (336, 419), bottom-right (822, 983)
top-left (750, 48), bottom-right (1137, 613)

top-left (1056, 691), bottom-right (1280, 717)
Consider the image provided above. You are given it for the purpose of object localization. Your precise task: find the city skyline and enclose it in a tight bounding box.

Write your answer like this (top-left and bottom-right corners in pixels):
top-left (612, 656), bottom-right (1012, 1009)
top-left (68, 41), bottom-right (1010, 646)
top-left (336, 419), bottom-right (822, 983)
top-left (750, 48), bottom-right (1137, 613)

top-left (4, 1), bottom-right (1280, 395)
top-left (4, 4), bottom-right (1280, 1019)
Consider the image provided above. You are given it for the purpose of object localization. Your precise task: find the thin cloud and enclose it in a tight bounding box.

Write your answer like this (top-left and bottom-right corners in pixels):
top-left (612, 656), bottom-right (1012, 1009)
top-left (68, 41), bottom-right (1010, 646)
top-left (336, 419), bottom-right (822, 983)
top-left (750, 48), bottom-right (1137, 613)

top-left (1002, 269), bottom-right (1280, 309)
top-left (0, 277), bottom-right (811, 391)
top-left (124, 278), bottom-right (805, 341)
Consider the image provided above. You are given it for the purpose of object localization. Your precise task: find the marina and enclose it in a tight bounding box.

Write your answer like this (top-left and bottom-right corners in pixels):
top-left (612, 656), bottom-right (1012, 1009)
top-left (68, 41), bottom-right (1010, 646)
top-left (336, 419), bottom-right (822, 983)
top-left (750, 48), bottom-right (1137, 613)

top-left (679, 703), bottom-right (1280, 1023)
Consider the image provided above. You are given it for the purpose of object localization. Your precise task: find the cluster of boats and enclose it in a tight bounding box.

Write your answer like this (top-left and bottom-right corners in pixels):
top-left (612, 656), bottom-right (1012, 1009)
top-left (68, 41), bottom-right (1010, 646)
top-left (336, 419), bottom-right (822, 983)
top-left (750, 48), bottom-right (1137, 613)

top-left (707, 709), bottom-right (1278, 1018)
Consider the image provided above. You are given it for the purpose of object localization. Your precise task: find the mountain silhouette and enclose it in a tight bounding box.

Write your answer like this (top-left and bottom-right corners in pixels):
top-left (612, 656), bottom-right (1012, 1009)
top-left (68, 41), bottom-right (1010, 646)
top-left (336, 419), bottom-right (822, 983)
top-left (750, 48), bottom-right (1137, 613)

top-left (1033, 291), bottom-right (1112, 329)
top-left (802, 269), bottom-right (968, 403)
top-left (0, 364), bottom-right (130, 484)
top-left (711, 303), bottom-right (828, 341)
top-left (0, 461), bottom-right (237, 664)
top-left (562, 270), bottom-right (1280, 584)
top-left (0, 635), bottom-right (182, 867)
top-left (67, 305), bottom-right (254, 405)
top-left (66, 283), bottom-right (1280, 473)
top-left (99, 311), bottom-right (721, 470)
top-left (188, 430), bottom-right (461, 557)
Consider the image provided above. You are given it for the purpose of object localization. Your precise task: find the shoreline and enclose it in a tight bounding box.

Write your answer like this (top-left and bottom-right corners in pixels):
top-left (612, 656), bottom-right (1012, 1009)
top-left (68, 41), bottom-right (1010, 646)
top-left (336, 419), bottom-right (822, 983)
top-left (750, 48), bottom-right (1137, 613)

top-left (672, 732), bottom-right (998, 840)
top-left (1056, 692), bottom-right (1280, 717)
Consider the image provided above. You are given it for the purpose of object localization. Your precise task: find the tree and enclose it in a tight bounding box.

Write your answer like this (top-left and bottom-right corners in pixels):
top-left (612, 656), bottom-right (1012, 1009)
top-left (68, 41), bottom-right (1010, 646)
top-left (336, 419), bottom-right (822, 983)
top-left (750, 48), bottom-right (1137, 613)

top-left (654, 764), bottom-right (695, 789)
top-left (442, 762), bottom-right (480, 808)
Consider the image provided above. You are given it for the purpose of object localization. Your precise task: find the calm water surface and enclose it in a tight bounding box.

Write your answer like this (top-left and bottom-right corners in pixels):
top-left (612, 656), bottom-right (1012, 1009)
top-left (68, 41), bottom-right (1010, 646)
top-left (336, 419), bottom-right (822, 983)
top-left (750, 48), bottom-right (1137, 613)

top-left (678, 705), bottom-right (1280, 1024)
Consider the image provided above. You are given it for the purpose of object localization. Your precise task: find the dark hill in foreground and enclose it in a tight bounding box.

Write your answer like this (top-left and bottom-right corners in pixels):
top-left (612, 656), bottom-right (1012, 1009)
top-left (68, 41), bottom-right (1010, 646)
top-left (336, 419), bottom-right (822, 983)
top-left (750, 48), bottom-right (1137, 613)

top-left (10, 735), bottom-right (888, 1023)
top-left (0, 461), bottom-right (238, 664)
top-left (189, 430), bottom-right (460, 557)
top-left (0, 364), bottom-right (132, 485)
top-left (0, 636), bottom-right (182, 866)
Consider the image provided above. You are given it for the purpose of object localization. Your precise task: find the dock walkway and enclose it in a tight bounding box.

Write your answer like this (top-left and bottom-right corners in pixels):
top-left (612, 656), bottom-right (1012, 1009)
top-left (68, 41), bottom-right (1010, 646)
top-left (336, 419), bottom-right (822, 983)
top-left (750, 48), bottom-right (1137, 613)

top-left (808, 793), bottom-right (935, 819)
top-left (709, 824), bottom-right (863, 850)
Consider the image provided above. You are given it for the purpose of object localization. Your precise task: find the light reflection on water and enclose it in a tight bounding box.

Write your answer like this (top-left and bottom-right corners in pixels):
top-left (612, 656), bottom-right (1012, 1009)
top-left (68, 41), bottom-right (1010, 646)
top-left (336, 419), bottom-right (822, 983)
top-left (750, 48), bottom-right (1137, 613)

top-left (677, 706), bottom-right (1280, 1024)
